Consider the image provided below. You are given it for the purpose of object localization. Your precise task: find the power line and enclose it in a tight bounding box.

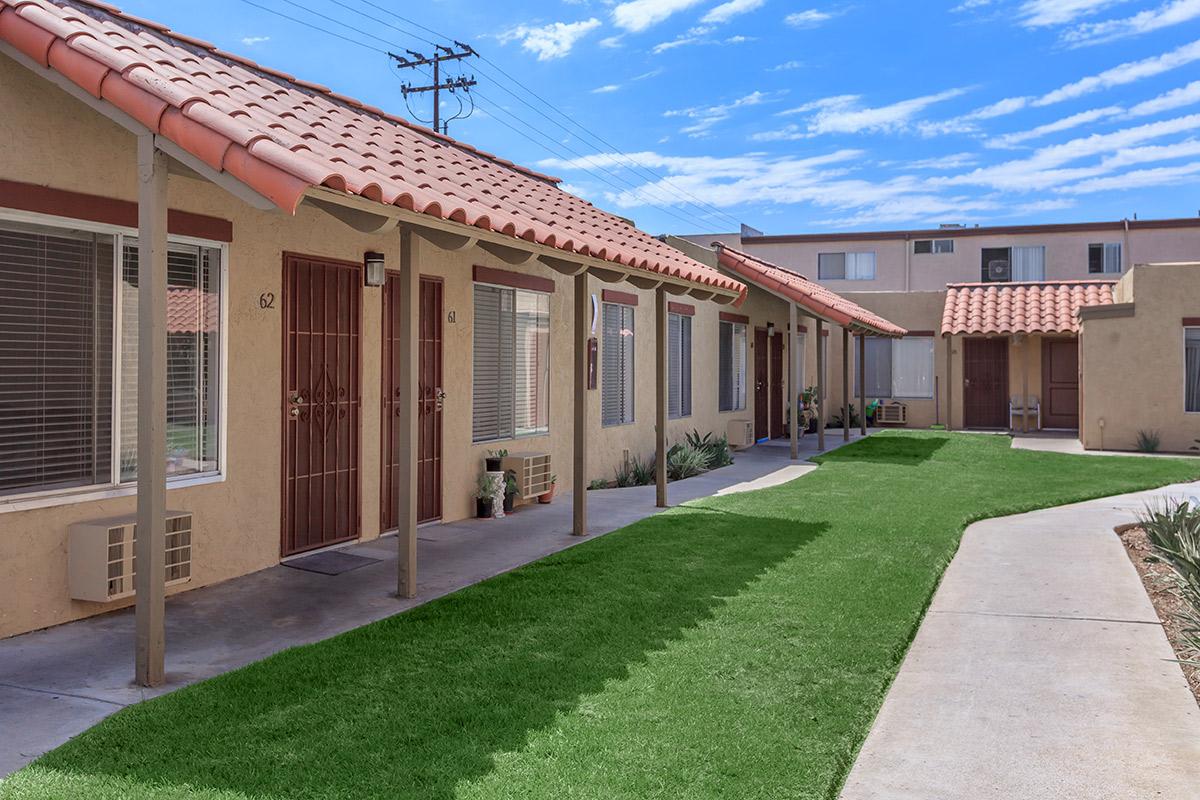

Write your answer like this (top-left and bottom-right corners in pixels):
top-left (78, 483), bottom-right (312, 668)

top-left (335, 0), bottom-right (743, 229)
top-left (232, 0), bottom-right (720, 229)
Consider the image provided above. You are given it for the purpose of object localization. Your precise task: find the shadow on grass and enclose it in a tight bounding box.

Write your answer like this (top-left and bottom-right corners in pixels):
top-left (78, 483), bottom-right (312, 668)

top-left (816, 432), bottom-right (947, 466)
top-left (40, 507), bottom-right (827, 800)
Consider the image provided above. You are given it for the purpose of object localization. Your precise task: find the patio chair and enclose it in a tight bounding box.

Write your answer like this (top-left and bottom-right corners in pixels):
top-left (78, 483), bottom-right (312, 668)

top-left (1009, 395), bottom-right (1041, 431)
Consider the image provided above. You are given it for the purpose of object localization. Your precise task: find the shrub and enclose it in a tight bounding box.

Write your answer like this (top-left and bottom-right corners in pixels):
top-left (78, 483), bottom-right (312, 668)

top-left (666, 443), bottom-right (711, 481)
top-left (1136, 429), bottom-right (1162, 453)
top-left (1138, 498), bottom-right (1200, 659)
top-left (587, 478), bottom-right (609, 491)
top-left (686, 429), bottom-right (733, 469)
top-left (613, 461), bottom-right (636, 488)
top-left (829, 404), bottom-right (862, 430)
top-left (630, 454), bottom-right (656, 486)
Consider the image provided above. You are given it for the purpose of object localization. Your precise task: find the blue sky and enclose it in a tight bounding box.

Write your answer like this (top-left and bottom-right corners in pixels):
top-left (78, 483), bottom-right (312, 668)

top-left (116, 0), bottom-right (1200, 234)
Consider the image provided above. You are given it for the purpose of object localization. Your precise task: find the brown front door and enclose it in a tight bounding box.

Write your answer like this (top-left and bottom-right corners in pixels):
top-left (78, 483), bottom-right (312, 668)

top-left (769, 331), bottom-right (784, 439)
top-left (754, 327), bottom-right (769, 441)
top-left (1042, 338), bottom-right (1079, 429)
top-left (962, 337), bottom-right (1008, 429)
top-left (281, 254), bottom-right (361, 557)
top-left (382, 275), bottom-right (444, 530)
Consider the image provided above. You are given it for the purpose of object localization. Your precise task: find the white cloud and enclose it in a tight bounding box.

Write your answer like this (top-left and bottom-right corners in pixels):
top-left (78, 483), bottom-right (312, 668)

top-left (665, 91), bottom-right (775, 135)
top-left (599, 35), bottom-right (624, 47)
top-left (612, 0), bottom-right (705, 32)
top-left (1129, 80), bottom-right (1200, 116)
top-left (1036, 38), bottom-right (1200, 105)
top-left (904, 153), bottom-right (980, 170)
top-left (768, 59), bottom-right (804, 71)
top-left (240, 35), bottom-right (270, 45)
top-left (1058, 160), bottom-right (1200, 193)
top-left (652, 26), bottom-right (753, 53)
top-left (985, 105), bottom-right (1124, 148)
top-left (592, 84), bottom-right (621, 93)
top-left (1063, 0), bottom-right (1200, 46)
top-left (777, 88), bottom-right (968, 136)
top-left (702, 0), bottom-right (766, 24)
top-left (784, 9), bottom-right (833, 27)
top-left (1018, 0), bottom-right (1129, 27)
top-left (499, 18), bottom-right (602, 60)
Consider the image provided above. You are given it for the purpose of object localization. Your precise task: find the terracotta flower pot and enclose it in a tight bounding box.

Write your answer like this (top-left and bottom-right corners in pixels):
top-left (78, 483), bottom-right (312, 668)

top-left (538, 483), bottom-right (557, 504)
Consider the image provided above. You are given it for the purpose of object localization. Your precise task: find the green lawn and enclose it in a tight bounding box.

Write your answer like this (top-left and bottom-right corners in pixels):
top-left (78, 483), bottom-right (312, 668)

top-left (5, 432), bottom-right (1198, 800)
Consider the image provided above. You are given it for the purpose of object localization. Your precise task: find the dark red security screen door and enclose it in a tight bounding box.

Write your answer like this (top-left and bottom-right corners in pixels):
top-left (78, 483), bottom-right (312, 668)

top-left (754, 327), bottom-right (769, 441)
top-left (281, 254), bottom-right (362, 557)
top-left (962, 337), bottom-right (1008, 429)
top-left (1042, 338), bottom-right (1079, 429)
top-left (769, 331), bottom-right (784, 439)
top-left (382, 275), bottom-right (443, 529)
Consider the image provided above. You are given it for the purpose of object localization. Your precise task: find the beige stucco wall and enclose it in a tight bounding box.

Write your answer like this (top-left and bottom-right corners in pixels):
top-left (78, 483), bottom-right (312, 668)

top-left (721, 227), bottom-right (1200, 294)
top-left (0, 55), bottom-right (776, 638)
top-left (1080, 263), bottom-right (1200, 453)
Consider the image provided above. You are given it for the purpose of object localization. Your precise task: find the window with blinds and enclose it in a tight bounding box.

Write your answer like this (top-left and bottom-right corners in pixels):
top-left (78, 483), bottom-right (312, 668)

top-left (0, 216), bottom-right (223, 500)
top-left (718, 320), bottom-right (747, 412)
top-left (120, 241), bottom-right (221, 480)
top-left (472, 285), bottom-right (549, 442)
top-left (1088, 242), bottom-right (1122, 274)
top-left (0, 220), bottom-right (114, 496)
top-left (668, 312), bottom-right (692, 419)
top-left (601, 302), bottom-right (635, 426)
top-left (856, 336), bottom-right (935, 399)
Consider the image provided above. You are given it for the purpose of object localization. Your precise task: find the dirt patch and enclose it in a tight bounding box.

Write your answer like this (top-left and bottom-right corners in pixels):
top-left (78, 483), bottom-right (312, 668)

top-left (1117, 525), bottom-right (1200, 706)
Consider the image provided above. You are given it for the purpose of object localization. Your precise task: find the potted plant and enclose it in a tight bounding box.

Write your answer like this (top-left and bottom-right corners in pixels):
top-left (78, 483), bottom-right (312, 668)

top-left (539, 474), bottom-right (557, 504)
top-left (474, 474), bottom-right (496, 519)
top-left (484, 448), bottom-right (507, 472)
top-left (503, 470), bottom-right (518, 514)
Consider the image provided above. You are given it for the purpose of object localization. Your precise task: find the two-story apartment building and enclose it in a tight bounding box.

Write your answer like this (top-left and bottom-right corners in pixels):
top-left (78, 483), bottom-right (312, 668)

top-left (683, 218), bottom-right (1200, 453)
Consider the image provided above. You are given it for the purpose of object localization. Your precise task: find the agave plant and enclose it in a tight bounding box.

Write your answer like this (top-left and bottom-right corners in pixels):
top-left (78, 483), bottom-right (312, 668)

top-left (1137, 497), bottom-right (1200, 659)
top-left (667, 444), bottom-right (711, 481)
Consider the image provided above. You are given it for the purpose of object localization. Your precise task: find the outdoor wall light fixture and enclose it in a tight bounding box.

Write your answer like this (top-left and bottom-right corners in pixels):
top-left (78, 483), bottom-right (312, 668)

top-left (766, 322), bottom-right (776, 337)
top-left (364, 252), bottom-right (386, 286)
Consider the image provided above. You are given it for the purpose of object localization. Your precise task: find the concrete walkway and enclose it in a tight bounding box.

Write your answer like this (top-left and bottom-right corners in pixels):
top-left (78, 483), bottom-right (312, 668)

top-left (0, 431), bottom-right (863, 777)
top-left (1010, 431), bottom-right (1197, 458)
top-left (840, 480), bottom-right (1200, 800)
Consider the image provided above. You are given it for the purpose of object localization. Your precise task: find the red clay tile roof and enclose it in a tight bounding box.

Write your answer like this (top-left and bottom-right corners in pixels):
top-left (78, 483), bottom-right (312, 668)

top-left (941, 280), bottom-right (1117, 337)
top-left (0, 0), bottom-right (745, 300)
top-left (714, 245), bottom-right (906, 337)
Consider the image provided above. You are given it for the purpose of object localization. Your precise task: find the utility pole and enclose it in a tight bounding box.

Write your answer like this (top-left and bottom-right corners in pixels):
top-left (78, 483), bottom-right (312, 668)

top-left (389, 42), bottom-right (477, 135)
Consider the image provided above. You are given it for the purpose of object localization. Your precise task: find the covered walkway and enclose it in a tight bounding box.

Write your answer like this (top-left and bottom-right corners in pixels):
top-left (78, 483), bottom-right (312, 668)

top-left (0, 432), bottom-right (868, 777)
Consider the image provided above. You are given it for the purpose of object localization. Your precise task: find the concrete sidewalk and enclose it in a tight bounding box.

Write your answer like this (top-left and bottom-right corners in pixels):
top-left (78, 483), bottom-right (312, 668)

top-left (0, 432), bottom-right (859, 777)
top-left (840, 481), bottom-right (1200, 800)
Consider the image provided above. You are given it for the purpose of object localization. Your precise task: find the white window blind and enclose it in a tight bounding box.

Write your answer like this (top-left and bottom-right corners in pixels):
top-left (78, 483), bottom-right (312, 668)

top-left (120, 241), bottom-right (221, 480)
top-left (818, 252), bottom-right (874, 280)
top-left (1011, 246), bottom-right (1045, 281)
top-left (1089, 243), bottom-right (1122, 274)
top-left (602, 302), bottom-right (635, 426)
top-left (718, 320), bottom-right (747, 411)
top-left (472, 285), bottom-right (549, 442)
top-left (668, 312), bottom-right (692, 419)
top-left (0, 221), bottom-right (114, 496)
top-left (856, 336), bottom-right (934, 399)
top-left (1186, 329), bottom-right (1200, 413)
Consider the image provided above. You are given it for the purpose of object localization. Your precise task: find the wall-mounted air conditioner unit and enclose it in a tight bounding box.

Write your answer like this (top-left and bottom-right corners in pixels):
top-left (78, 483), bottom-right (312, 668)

top-left (727, 419), bottom-right (755, 449)
top-left (876, 403), bottom-right (908, 426)
top-left (501, 453), bottom-right (553, 499)
top-left (68, 511), bottom-right (193, 602)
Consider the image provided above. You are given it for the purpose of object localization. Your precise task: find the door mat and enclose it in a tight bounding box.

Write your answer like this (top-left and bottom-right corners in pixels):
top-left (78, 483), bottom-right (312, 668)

top-left (283, 551), bottom-right (381, 576)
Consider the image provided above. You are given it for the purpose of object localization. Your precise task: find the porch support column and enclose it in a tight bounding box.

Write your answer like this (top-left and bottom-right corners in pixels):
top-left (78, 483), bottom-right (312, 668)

top-left (945, 335), bottom-right (954, 432)
top-left (789, 303), bottom-right (799, 460)
top-left (816, 319), bottom-right (826, 452)
top-left (396, 229), bottom-right (418, 598)
top-left (858, 333), bottom-right (867, 436)
top-left (572, 273), bottom-right (588, 535)
top-left (842, 327), bottom-right (850, 442)
top-left (655, 286), bottom-right (668, 507)
top-left (1021, 335), bottom-right (1030, 433)
top-left (135, 135), bottom-right (167, 687)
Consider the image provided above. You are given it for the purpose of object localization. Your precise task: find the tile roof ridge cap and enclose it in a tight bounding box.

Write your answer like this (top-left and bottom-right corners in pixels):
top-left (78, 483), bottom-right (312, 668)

top-left (57, 0), bottom-right (562, 185)
top-left (947, 278), bottom-right (1120, 288)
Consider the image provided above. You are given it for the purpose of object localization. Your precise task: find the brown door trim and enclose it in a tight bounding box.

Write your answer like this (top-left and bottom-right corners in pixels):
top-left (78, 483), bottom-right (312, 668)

top-left (280, 252), bottom-right (363, 557)
top-left (769, 330), bottom-right (784, 439)
top-left (754, 326), bottom-right (769, 441)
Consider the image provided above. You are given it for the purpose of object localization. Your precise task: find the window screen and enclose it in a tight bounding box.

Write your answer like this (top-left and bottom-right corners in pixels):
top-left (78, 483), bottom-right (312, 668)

top-left (472, 285), bottom-right (549, 442)
top-left (913, 240), bottom-right (932, 254)
top-left (1186, 329), bottom-right (1200, 413)
top-left (601, 302), bottom-right (635, 426)
top-left (0, 221), bottom-right (114, 496)
top-left (718, 320), bottom-right (747, 411)
top-left (1089, 243), bottom-right (1122, 274)
top-left (668, 312), bottom-right (692, 419)
top-left (856, 336), bottom-right (934, 399)
top-left (120, 241), bottom-right (221, 480)
top-left (817, 252), bottom-right (845, 280)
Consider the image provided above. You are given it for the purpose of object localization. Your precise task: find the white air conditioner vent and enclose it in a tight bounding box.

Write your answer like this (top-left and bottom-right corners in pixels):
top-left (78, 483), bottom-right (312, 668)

top-left (68, 511), bottom-right (193, 602)
top-left (727, 419), bottom-right (755, 449)
top-left (501, 453), bottom-right (553, 499)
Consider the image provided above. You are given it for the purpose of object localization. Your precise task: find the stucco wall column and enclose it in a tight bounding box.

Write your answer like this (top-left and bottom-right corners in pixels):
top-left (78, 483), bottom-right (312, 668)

top-left (842, 327), bottom-right (850, 442)
top-left (655, 286), bottom-right (668, 507)
top-left (572, 273), bottom-right (588, 536)
top-left (789, 303), bottom-right (799, 460)
top-left (816, 319), bottom-right (826, 451)
top-left (395, 229), bottom-right (418, 598)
